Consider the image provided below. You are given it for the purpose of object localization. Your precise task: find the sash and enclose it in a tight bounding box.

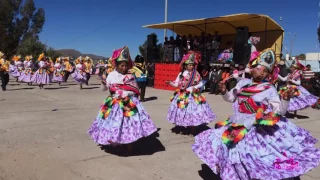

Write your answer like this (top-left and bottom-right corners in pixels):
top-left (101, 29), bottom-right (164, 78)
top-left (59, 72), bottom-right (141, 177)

top-left (179, 70), bottom-right (201, 89)
top-left (109, 74), bottom-right (140, 95)
top-left (237, 82), bottom-right (271, 114)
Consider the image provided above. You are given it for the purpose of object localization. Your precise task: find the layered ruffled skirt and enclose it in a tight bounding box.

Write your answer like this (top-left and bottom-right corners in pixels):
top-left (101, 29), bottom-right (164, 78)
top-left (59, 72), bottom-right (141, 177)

top-left (9, 66), bottom-right (22, 78)
top-left (18, 69), bottom-right (33, 83)
top-left (72, 70), bottom-right (87, 84)
top-left (52, 71), bottom-right (64, 83)
top-left (88, 96), bottom-right (157, 145)
top-left (167, 90), bottom-right (216, 127)
top-left (192, 117), bottom-right (320, 180)
top-left (287, 86), bottom-right (319, 111)
top-left (30, 69), bottom-right (51, 84)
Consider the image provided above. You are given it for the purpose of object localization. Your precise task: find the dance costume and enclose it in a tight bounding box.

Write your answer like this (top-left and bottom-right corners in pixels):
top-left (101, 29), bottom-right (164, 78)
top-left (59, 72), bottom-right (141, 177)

top-left (52, 57), bottom-right (64, 84)
top-left (10, 55), bottom-right (23, 79)
top-left (88, 46), bottom-right (157, 145)
top-left (72, 57), bottom-right (87, 85)
top-left (192, 49), bottom-right (320, 180)
top-left (167, 51), bottom-right (216, 127)
top-left (31, 53), bottom-right (51, 87)
top-left (278, 59), bottom-right (319, 111)
top-left (19, 56), bottom-right (34, 83)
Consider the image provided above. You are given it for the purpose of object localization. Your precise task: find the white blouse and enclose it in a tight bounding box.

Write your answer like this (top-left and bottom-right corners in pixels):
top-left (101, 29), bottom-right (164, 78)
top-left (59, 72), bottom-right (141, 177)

top-left (101, 71), bottom-right (135, 98)
top-left (170, 70), bottom-right (204, 91)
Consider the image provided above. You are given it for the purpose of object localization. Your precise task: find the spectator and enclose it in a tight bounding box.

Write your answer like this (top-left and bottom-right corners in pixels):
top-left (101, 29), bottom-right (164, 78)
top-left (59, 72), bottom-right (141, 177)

top-left (209, 65), bottom-right (223, 94)
top-left (201, 66), bottom-right (210, 92)
top-left (303, 64), bottom-right (315, 81)
top-left (187, 34), bottom-right (194, 50)
top-left (277, 59), bottom-right (289, 90)
top-left (228, 62), bottom-right (237, 90)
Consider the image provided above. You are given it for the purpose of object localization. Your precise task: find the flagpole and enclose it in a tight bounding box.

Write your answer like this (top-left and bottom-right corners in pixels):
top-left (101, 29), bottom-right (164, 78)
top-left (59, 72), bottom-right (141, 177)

top-left (164, 0), bottom-right (168, 41)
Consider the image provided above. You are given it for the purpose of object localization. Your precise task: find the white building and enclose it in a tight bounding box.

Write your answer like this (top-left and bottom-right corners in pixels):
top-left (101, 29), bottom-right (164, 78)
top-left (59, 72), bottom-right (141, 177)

top-left (306, 53), bottom-right (320, 61)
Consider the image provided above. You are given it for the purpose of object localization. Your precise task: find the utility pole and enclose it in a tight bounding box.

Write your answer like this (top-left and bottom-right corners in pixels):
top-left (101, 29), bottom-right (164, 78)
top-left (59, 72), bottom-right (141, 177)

top-left (164, 0), bottom-right (168, 41)
top-left (290, 33), bottom-right (296, 58)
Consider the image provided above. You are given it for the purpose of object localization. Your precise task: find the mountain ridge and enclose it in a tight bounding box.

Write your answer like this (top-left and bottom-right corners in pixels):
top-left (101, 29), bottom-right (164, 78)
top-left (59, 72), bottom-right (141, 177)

top-left (56, 49), bottom-right (107, 60)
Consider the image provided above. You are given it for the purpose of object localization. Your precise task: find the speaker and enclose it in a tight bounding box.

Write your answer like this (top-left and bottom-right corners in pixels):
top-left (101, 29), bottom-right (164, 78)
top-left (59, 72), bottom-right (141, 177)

top-left (147, 34), bottom-right (157, 47)
top-left (233, 27), bottom-right (250, 65)
top-left (235, 27), bottom-right (249, 45)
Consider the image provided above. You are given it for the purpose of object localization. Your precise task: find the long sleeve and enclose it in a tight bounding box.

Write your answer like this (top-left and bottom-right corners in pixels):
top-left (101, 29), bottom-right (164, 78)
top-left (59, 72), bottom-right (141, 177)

top-left (222, 84), bottom-right (241, 103)
top-left (222, 79), bottom-right (250, 103)
top-left (169, 73), bottom-right (181, 87)
top-left (278, 74), bottom-right (288, 82)
top-left (289, 79), bottom-right (301, 85)
top-left (186, 80), bottom-right (204, 91)
top-left (268, 88), bottom-right (289, 115)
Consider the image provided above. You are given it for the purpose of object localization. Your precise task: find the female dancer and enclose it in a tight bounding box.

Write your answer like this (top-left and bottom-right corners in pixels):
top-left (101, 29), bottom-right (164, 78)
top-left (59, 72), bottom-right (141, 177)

top-left (88, 46), bottom-right (157, 154)
top-left (278, 59), bottom-right (319, 118)
top-left (72, 57), bottom-right (87, 89)
top-left (166, 51), bottom-right (216, 134)
top-left (10, 55), bottom-right (23, 82)
top-left (192, 49), bottom-right (320, 180)
top-left (31, 53), bottom-right (51, 89)
top-left (52, 57), bottom-right (64, 85)
top-left (94, 60), bottom-right (105, 75)
top-left (19, 55), bottom-right (34, 85)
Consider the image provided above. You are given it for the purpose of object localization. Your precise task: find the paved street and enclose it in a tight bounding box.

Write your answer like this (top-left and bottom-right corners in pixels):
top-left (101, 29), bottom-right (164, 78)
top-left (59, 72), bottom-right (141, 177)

top-left (0, 76), bottom-right (319, 180)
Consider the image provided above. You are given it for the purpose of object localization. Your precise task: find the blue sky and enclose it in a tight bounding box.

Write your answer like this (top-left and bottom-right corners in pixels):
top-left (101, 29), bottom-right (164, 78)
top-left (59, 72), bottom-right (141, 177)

top-left (36, 0), bottom-right (318, 58)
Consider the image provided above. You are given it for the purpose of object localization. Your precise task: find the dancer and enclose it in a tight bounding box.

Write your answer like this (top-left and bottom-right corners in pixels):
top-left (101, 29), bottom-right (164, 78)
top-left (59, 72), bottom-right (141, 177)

top-left (0, 51), bottom-right (10, 91)
top-left (84, 56), bottom-right (93, 85)
top-left (192, 49), bottom-right (320, 180)
top-left (278, 59), bottom-right (319, 118)
top-left (10, 55), bottom-right (23, 82)
top-left (94, 60), bottom-right (105, 75)
top-left (19, 55), bottom-right (34, 85)
top-left (52, 57), bottom-right (64, 85)
top-left (130, 55), bottom-right (148, 102)
top-left (166, 51), bottom-right (216, 134)
top-left (72, 57), bottom-right (87, 89)
top-left (31, 53), bottom-right (51, 89)
top-left (63, 57), bottom-right (73, 82)
top-left (106, 58), bottom-right (114, 74)
top-left (88, 46), bottom-right (157, 154)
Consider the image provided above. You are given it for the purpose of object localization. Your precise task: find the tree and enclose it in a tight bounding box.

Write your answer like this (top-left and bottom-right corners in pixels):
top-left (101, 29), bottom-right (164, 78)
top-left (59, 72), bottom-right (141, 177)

top-left (0, 0), bottom-right (45, 57)
top-left (138, 33), bottom-right (164, 62)
top-left (296, 53), bottom-right (306, 60)
top-left (46, 47), bottom-right (61, 60)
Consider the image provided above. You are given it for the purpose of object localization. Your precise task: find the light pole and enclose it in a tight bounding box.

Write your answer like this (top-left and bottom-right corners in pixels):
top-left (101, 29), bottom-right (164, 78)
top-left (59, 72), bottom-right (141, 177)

top-left (164, 0), bottom-right (168, 41)
top-left (289, 33), bottom-right (297, 58)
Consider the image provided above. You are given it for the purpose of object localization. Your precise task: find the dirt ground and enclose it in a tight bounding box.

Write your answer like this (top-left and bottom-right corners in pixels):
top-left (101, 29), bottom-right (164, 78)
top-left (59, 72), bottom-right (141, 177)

top-left (0, 77), bottom-right (319, 180)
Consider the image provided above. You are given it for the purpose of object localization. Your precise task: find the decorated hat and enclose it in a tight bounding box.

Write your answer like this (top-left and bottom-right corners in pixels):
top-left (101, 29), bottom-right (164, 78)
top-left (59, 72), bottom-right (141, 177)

top-left (247, 48), bottom-right (276, 71)
top-left (56, 57), bottom-right (62, 63)
top-left (25, 55), bottom-right (33, 61)
top-left (62, 57), bottom-right (70, 61)
top-left (291, 58), bottom-right (305, 70)
top-left (0, 51), bottom-right (4, 58)
top-left (111, 46), bottom-right (133, 67)
top-left (134, 55), bottom-right (144, 63)
top-left (38, 53), bottom-right (45, 61)
top-left (12, 55), bottom-right (21, 61)
top-left (180, 51), bottom-right (201, 67)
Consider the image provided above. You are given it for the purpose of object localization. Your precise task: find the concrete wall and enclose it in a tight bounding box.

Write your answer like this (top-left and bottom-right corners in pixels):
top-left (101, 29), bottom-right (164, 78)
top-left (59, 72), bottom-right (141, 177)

top-left (306, 53), bottom-right (320, 61)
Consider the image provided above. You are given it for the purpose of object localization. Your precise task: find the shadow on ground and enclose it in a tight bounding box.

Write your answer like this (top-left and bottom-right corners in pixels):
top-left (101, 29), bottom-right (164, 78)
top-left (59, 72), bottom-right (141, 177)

top-left (44, 87), bottom-right (69, 90)
top-left (198, 164), bottom-right (221, 180)
top-left (99, 128), bottom-right (165, 157)
top-left (171, 124), bottom-right (210, 136)
top-left (144, 96), bottom-right (158, 102)
top-left (286, 112), bottom-right (309, 119)
top-left (8, 87), bottom-right (34, 91)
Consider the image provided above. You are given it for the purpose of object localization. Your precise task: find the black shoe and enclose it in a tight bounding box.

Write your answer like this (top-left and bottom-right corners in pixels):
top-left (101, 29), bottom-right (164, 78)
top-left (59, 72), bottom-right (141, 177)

top-left (2, 87), bottom-right (6, 91)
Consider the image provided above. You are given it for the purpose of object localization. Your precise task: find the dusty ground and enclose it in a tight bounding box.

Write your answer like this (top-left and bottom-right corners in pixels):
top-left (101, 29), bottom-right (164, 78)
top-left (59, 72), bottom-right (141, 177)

top-left (0, 76), bottom-right (319, 180)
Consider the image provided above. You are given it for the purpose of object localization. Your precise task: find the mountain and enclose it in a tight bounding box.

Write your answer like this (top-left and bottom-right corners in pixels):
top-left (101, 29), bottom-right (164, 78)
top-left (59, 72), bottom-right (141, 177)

top-left (56, 49), bottom-right (107, 60)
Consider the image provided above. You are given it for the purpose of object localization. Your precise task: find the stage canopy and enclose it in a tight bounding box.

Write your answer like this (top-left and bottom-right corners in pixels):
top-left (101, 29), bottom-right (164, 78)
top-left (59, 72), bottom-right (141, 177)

top-left (143, 13), bottom-right (284, 60)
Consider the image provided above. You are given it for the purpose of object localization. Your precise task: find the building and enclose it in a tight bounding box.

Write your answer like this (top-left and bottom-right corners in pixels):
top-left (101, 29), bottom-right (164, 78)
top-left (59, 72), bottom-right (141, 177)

top-left (306, 53), bottom-right (320, 61)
